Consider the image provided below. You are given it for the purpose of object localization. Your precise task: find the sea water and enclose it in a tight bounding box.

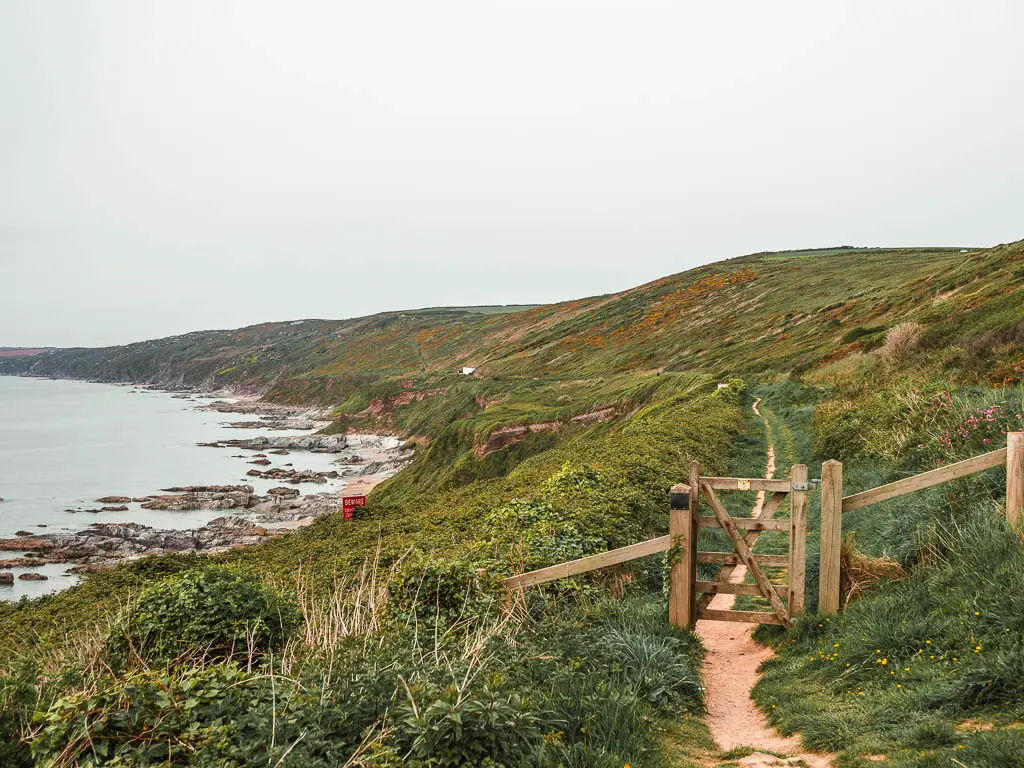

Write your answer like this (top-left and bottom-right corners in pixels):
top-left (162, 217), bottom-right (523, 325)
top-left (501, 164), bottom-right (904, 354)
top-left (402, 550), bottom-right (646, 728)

top-left (0, 376), bottom-right (347, 600)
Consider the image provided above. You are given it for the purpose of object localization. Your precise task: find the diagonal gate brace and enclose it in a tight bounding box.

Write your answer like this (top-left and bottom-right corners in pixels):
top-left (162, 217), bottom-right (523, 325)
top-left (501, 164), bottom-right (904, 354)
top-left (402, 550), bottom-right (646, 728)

top-left (700, 482), bottom-right (790, 626)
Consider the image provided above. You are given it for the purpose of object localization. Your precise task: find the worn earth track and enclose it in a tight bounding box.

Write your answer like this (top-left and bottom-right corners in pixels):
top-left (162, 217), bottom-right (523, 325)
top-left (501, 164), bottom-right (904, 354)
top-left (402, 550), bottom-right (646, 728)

top-left (696, 398), bottom-right (832, 767)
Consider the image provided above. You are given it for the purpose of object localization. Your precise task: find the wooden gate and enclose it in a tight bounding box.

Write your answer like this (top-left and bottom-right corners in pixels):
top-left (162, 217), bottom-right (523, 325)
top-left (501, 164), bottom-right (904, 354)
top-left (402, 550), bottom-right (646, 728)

top-left (668, 461), bottom-right (811, 629)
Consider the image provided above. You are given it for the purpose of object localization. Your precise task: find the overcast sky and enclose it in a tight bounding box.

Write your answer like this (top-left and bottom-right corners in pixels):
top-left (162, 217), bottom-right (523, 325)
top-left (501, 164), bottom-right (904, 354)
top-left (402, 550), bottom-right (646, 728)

top-left (2, 1), bottom-right (1022, 347)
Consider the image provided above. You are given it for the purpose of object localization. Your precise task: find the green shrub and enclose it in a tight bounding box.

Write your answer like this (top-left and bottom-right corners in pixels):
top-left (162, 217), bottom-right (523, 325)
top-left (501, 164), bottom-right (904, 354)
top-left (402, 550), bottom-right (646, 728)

top-left (388, 555), bottom-right (504, 629)
top-left (106, 566), bottom-right (299, 669)
top-left (30, 665), bottom-right (267, 767)
top-left (0, 660), bottom-right (43, 768)
top-left (394, 681), bottom-right (540, 768)
top-left (485, 497), bottom-right (605, 572)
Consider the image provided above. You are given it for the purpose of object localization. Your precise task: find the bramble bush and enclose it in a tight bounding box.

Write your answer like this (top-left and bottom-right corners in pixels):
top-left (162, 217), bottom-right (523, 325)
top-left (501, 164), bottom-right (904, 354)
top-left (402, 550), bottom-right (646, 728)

top-left (106, 566), bottom-right (299, 670)
top-left (484, 497), bottom-right (605, 571)
top-left (387, 554), bottom-right (504, 629)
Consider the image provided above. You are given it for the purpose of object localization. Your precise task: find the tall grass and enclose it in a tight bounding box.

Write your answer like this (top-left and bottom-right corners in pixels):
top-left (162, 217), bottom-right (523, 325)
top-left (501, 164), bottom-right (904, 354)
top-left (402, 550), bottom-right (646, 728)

top-left (2, 545), bottom-right (709, 768)
top-left (753, 382), bottom-right (1024, 765)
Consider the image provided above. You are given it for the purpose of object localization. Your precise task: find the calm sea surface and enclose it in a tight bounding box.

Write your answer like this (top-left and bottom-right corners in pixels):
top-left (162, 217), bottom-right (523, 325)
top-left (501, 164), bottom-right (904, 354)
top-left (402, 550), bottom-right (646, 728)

top-left (0, 376), bottom-right (344, 600)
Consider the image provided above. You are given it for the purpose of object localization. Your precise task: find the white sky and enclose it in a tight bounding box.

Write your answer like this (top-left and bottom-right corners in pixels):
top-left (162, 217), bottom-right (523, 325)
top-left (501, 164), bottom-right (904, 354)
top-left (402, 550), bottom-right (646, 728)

top-left (2, 0), bottom-right (1022, 347)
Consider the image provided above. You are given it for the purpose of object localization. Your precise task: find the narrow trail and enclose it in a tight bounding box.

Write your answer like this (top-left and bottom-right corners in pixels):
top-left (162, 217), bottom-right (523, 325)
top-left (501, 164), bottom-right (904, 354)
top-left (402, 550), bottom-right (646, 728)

top-left (695, 398), bottom-right (832, 767)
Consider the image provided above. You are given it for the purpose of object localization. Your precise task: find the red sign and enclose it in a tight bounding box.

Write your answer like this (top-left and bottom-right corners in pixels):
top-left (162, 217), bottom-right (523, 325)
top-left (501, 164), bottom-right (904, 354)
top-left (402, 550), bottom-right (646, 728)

top-left (342, 495), bottom-right (366, 520)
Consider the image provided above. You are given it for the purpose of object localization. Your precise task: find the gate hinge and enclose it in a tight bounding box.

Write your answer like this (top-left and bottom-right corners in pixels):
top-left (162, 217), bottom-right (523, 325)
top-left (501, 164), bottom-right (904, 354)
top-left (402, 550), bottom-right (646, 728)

top-left (791, 480), bottom-right (820, 491)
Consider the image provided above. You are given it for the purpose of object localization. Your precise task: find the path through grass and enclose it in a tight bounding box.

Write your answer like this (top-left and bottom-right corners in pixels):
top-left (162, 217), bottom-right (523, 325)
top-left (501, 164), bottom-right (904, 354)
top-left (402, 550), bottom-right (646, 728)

top-left (694, 397), bottom-right (833, 766)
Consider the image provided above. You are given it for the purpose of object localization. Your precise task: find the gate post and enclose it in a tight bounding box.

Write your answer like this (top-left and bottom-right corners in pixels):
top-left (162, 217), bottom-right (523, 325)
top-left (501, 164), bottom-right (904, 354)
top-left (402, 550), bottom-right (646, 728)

top-left (668, 461), bottom-right (699, 629)
top-left (1008, 433), bottom-right (1024, 529)
top-left (819, 460), bottom-right (843, 615)
top-left (787, 464), bottom-right (808, 619)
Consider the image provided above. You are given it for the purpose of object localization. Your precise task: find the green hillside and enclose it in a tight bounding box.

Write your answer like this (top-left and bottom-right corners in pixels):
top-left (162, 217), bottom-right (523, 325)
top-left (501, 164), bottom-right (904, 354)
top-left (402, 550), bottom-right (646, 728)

top-left (1, 241), bottom-right (1023, 767)
top-left (5, 243), bottom-right (1019, 397)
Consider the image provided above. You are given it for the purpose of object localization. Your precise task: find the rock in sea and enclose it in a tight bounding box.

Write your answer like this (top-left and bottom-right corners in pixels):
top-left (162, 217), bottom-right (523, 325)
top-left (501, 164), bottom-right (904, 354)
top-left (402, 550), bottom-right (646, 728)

top-left (19, 573), bottom-right (48, 581)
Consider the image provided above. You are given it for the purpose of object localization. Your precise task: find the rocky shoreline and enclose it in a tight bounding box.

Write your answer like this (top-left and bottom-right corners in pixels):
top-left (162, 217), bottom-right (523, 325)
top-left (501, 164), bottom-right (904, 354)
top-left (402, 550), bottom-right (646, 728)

top-left (0, 389), bottom-right (413, 585)
top-left (0, 485), bottom-right (353, 575)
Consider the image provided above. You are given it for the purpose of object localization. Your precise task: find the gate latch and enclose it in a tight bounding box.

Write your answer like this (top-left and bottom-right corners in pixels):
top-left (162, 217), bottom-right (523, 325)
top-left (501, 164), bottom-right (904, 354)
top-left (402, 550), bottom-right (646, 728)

top-left (791, 480), bottom-right (820, 491)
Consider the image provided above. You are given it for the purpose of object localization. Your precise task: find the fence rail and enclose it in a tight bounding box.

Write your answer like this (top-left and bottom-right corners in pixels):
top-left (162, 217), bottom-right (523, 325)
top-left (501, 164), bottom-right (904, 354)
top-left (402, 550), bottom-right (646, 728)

top-left (842, 448), bottom-right (1007, 513)
top-left (502, 535), bottom-right (670, 590)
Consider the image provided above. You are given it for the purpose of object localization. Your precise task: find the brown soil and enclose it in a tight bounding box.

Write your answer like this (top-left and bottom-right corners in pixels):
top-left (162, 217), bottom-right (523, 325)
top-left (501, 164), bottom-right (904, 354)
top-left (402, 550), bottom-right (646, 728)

top-left (695, 399), bottom-right (832, 767)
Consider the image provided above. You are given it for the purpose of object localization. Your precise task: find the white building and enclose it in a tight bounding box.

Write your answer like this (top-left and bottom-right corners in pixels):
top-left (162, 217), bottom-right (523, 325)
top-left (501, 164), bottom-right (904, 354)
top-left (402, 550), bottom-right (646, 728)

top-left (460, 366), bottom-right (477, 375)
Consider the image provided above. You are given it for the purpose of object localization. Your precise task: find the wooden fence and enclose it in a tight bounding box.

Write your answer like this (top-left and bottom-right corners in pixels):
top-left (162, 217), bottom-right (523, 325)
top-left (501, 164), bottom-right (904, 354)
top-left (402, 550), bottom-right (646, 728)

top-left (504, 432), bottom-right (1024, 629)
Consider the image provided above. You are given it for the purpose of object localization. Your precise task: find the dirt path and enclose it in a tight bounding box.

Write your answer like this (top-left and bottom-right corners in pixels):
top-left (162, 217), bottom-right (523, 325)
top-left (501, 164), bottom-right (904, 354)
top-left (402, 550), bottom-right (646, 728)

top-left (695, 399), bottom-right (831, 767)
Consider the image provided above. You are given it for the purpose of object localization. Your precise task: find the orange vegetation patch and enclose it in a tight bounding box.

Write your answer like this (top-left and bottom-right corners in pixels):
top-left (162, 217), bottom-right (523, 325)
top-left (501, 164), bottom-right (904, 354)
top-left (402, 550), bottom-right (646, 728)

top-left (954, 720), bottom-right (995, 733)
top-left (0, 348), bottom-right (50, 357)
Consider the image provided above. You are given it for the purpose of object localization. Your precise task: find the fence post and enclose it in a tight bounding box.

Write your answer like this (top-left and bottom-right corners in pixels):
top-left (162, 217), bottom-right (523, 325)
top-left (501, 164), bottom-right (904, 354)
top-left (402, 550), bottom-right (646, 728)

top-left (787, 464), bottom-right (808, 619)
top-left (1009, 433), bottom-right (1024, 528)
top-left (668, 461), bottom-right (699, 629)
top-left (819, 459), bottom-right (843, 615)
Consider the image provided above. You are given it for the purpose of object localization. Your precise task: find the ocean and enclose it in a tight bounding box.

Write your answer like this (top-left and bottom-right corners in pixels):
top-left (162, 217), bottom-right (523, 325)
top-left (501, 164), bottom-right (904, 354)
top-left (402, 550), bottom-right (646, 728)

top-left (0, 376), bottom-right (347, 600)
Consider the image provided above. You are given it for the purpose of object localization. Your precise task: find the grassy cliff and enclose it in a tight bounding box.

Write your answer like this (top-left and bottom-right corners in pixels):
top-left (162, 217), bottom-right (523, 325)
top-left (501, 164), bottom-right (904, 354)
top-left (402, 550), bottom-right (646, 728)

top-left (1, 241), bottom-right (1022, 766)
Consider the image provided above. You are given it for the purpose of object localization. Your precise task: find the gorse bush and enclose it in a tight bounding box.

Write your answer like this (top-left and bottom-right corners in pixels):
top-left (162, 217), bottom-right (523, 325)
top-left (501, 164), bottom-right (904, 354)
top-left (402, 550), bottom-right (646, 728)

top-left (106, 566), bottom-right (299, 669)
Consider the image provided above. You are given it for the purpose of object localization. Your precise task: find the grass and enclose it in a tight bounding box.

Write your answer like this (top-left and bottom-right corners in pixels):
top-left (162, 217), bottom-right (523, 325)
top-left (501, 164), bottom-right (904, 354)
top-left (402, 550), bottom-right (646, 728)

top-left (754, 509), bottom-right (1024, 767)
top-left (748, 382), bottom-right (1024, 765)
